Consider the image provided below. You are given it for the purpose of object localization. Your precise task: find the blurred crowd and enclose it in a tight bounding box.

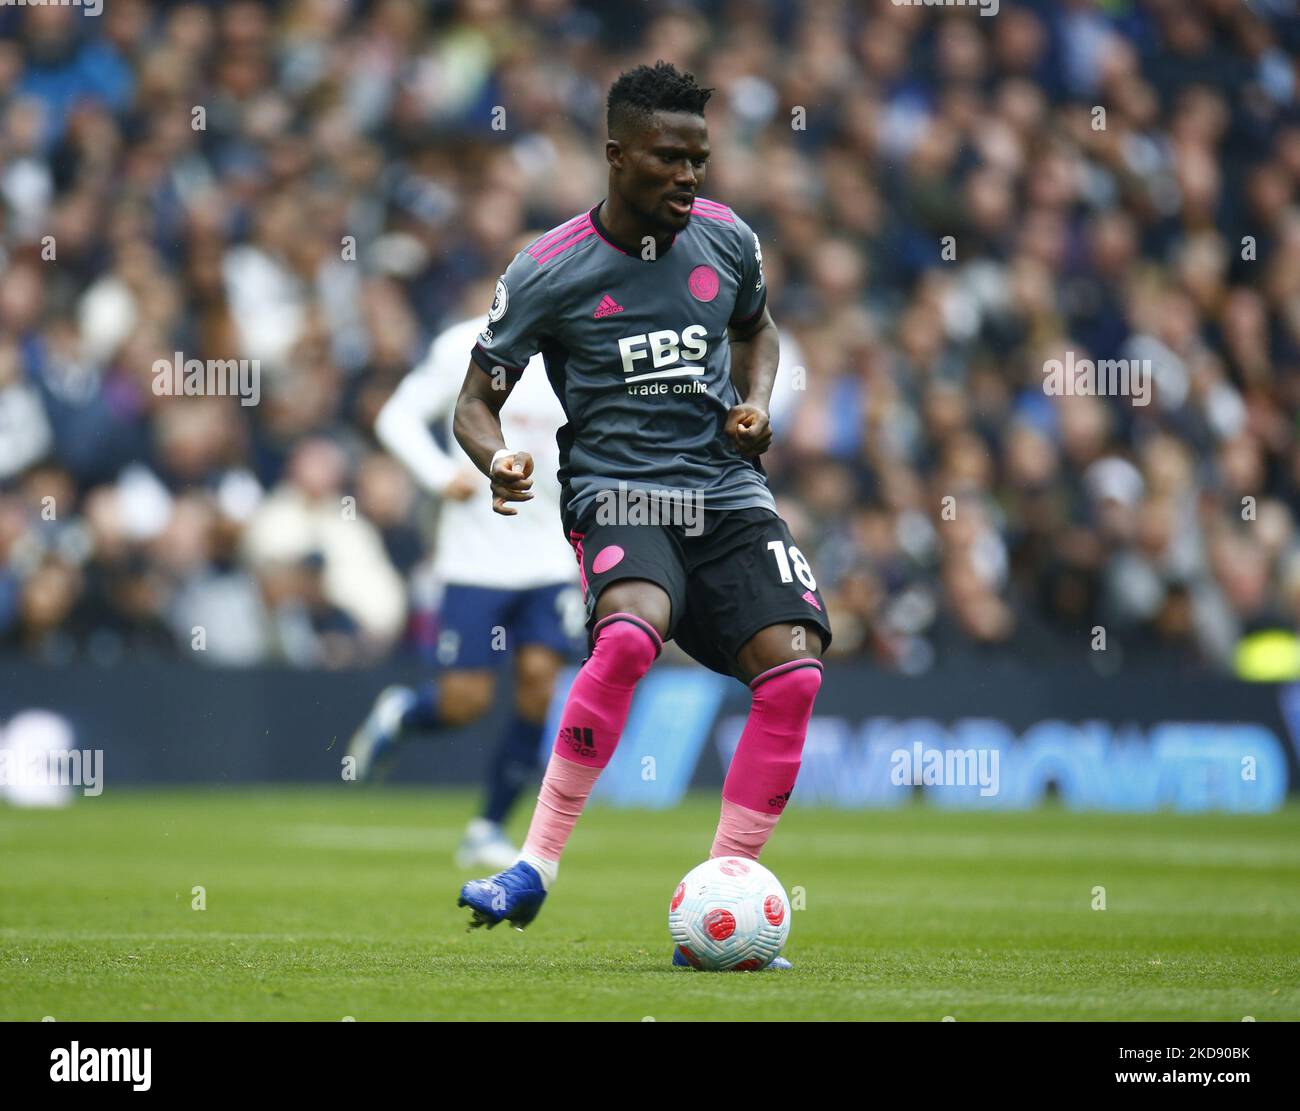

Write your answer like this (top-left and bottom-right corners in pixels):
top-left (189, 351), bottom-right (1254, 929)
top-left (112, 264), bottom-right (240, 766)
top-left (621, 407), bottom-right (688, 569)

top-left (1, 0), bottom-right (1298, 677)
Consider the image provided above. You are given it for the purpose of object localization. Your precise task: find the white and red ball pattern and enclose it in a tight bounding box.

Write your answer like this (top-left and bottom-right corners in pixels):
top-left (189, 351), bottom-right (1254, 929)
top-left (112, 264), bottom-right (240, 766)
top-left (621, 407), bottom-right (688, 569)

top-left (667, 857), bottom-right (791, 971)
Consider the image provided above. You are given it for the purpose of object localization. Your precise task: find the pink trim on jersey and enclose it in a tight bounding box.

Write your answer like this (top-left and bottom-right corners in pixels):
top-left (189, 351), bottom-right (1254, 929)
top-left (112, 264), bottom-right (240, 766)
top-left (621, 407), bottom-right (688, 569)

top-left (690, 198), bottom-right (734, 222)
top-left (528, 213), bottom-right (590, 258)
top-left (587, 215), bottom-right (630, 256)
top-left (534, 218), bottom-right (595, 265)
top-left (568, 530), bottom-right (588, 598)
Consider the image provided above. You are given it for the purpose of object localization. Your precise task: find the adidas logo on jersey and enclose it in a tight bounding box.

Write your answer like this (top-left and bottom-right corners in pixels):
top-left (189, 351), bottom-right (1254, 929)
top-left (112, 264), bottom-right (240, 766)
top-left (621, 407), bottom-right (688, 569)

top-left (593, 294), bottom-right (624, 318)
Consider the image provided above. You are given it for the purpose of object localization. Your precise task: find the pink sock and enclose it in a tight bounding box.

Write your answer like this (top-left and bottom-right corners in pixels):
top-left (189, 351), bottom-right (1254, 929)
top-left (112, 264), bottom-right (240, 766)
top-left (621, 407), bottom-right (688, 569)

top-left (521, 613), bottom-right (660, 862)
top-left (711, 798), bottom-right (781, 860)
top-left (521, 754), bottom-right (602, 863)
top-left (711, 659), bottom-right (823, 859)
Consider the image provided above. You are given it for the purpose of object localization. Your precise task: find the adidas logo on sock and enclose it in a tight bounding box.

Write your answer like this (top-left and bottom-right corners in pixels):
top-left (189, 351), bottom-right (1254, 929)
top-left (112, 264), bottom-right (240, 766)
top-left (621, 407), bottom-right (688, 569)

top-left (593, 294), bottom-right (624, 318)
top-left (558, 725), bottom-right (597, 759)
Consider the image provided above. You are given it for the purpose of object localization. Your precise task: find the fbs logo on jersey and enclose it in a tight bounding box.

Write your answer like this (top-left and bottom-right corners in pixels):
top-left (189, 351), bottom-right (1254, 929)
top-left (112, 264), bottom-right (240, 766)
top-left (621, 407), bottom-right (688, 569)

top-left (618, 326), bottom-right (708, 377)
top-left (753, 233), bottom-right (765, 291)
top-left (619, 326), bottom-right (710, 395)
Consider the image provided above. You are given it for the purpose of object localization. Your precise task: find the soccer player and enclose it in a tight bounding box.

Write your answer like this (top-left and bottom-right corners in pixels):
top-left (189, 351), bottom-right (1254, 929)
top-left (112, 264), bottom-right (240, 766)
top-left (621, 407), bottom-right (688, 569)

top-left (347, 292), bottom-right (583, 871)
top-left (452, 61), bottom-right (832, 967)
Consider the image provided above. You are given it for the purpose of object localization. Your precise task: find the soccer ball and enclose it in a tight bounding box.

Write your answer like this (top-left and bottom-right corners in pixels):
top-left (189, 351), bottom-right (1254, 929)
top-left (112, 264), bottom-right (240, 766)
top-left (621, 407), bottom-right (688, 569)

top-left (668, 857), bottom-right (790, 971)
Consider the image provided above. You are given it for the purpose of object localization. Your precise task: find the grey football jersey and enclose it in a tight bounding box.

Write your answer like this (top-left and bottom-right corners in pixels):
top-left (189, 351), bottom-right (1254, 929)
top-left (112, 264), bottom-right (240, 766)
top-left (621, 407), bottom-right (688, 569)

top-left (471, 199), bottom-right (776, 521)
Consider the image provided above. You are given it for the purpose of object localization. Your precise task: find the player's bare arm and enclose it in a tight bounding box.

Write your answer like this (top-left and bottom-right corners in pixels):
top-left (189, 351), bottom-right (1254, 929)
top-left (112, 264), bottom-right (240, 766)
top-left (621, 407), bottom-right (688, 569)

top-left (452, 363), bottom-right (534, 515)
top-left (725, 304), bottom-right (778, 457)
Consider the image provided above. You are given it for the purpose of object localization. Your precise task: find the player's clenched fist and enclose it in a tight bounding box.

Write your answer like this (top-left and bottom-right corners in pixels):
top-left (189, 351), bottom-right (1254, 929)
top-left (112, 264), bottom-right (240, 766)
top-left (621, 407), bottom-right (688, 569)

top-left (725, 403), bottom-right (772, 458)
top-left (490, 450), bottom-right (534, 515)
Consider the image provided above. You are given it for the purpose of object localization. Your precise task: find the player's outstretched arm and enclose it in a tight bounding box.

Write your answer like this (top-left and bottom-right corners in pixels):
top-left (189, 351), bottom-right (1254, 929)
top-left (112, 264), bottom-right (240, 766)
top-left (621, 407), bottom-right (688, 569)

top-left (725, 305), bottom-right (779, 457)
top-left (375, 363), bottom-right (477, 501)
top-left (452, 361), bottom-right (534, 515)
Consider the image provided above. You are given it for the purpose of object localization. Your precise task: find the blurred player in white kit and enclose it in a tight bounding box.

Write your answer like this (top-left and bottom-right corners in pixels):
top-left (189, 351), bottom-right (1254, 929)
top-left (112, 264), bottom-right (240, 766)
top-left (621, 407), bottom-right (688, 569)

top-left (348, 282), bottom-right (584, 871)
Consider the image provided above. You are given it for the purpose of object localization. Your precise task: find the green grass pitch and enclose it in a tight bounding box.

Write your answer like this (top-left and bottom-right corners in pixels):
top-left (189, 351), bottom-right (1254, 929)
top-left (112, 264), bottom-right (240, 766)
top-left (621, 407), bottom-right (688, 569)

top-left (2, 789), bottom-right (1298, 1021)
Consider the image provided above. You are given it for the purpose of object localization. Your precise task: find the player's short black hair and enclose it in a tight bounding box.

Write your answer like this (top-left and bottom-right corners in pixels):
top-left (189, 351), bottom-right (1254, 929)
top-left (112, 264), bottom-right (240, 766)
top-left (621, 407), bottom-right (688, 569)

top-left (607, 60), bottom-right (714, 142)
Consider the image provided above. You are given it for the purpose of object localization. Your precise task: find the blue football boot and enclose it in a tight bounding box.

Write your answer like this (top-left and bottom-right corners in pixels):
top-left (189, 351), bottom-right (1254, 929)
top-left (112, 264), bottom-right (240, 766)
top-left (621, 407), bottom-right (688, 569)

top-left (458, 861), bottom-right (547, 931)
top-left (671, 946), bottom-right (792, 970)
